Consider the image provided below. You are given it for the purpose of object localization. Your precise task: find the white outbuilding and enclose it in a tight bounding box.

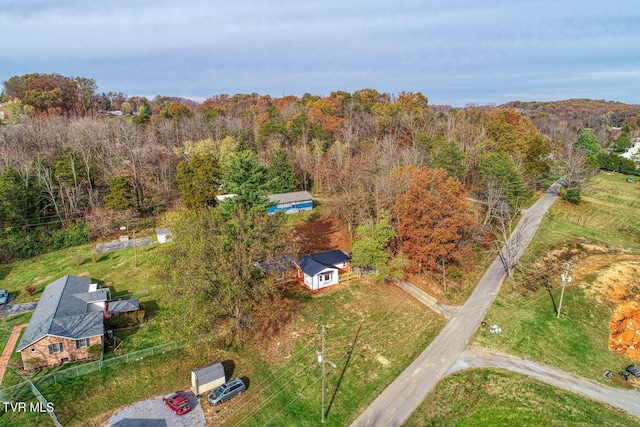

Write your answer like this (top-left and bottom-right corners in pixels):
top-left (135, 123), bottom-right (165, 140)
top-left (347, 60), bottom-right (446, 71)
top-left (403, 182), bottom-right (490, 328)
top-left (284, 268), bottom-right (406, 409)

top-left (191, 361), bottom-right (226, 396)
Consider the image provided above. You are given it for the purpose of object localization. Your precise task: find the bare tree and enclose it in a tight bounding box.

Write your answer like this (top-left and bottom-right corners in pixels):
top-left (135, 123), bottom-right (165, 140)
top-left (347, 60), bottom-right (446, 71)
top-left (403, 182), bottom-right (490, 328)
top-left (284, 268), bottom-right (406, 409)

top-left (555, 141), bottom-right (599, 192)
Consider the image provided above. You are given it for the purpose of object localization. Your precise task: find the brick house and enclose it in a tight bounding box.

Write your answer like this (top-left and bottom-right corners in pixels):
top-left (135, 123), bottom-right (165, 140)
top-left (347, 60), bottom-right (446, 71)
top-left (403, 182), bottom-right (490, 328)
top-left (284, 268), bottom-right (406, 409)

top-left (17, 275), bottom-right (109, 368)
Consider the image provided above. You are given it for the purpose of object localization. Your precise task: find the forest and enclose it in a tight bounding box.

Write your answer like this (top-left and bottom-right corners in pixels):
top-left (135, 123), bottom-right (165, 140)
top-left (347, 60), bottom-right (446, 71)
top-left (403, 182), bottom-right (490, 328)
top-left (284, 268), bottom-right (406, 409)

top-left (0, 72), bottom-right (639, 275)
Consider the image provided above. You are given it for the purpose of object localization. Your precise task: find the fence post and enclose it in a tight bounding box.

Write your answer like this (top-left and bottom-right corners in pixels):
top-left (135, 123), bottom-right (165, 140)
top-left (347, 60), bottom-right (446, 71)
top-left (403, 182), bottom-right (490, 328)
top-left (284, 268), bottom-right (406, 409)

top-left (29, 380), bottom-right (63, 427)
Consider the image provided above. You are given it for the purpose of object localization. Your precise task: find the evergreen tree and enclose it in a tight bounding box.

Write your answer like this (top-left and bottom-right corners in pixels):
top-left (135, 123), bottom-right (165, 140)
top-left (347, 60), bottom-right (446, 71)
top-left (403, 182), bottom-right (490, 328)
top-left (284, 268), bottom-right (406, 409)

top-left (573, 129), bottom-right (600, 156)
top-left (0, 168), bottom-right (39, 227)
top-left (104, 176), bottom-right (135, 211)
top-left (221, 150), bottom-right (271, 215)
top-left (266, 149), bottom-right (297, 194)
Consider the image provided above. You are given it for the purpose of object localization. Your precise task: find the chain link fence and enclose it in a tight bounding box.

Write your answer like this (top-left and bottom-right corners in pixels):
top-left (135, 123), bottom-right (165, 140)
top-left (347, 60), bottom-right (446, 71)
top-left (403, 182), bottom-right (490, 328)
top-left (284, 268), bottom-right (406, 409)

top-left (0, 339), bottom-right (185, 402)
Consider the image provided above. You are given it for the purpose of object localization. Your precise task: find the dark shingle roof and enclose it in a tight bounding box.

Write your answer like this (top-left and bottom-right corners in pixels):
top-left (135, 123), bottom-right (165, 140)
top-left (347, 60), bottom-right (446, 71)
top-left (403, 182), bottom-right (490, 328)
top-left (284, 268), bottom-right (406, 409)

top-left (308, 250), bottom-right (351, 266)
top-left (17, 275), bottom-right (106, 352)
top-left (297, 257), bottom-right (332, 276)
top-left (107, 299), bottom-right (140, 314)
top-left (296, 250), bottom-right (351, 276)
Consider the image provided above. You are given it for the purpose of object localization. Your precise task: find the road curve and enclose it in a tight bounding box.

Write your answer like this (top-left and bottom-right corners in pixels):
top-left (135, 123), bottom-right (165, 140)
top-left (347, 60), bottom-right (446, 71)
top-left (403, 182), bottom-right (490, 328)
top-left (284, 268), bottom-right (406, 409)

top-left (450, 347), bottom-right (640, 419)
top-left (350, 182), bottom-right (562, 427)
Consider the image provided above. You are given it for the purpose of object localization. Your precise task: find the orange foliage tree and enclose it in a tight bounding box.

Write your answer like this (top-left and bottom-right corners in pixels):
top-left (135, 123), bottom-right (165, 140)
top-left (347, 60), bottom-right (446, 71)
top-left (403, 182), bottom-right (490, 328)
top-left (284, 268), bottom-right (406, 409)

top-left (396, 167), bottom-right (474, 274)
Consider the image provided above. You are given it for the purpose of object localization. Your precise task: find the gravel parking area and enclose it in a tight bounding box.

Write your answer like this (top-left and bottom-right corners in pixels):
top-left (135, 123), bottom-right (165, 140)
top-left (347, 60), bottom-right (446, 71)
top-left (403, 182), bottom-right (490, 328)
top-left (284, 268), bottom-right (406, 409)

top-left (107, 391), bottom-right (205, 427)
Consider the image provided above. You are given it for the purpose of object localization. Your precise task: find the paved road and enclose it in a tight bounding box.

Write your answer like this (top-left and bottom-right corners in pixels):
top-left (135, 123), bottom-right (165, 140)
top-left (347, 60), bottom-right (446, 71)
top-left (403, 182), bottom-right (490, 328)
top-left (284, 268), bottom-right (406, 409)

top-left (450, 347), bottom-right (640, 419)
top-left (351, 182), bottom-right (562, 427)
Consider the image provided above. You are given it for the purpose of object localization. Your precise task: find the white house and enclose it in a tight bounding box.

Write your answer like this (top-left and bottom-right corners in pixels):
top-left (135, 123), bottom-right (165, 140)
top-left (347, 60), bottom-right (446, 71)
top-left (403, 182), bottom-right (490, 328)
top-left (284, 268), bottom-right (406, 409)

top-left (294, 250), bottom-right (351, 291)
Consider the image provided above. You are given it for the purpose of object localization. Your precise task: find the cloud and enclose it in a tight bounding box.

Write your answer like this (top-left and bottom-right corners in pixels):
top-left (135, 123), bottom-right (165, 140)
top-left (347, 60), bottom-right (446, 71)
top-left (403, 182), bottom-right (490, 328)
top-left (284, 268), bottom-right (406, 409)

top-left (1, 1), bottom-right (639, 105)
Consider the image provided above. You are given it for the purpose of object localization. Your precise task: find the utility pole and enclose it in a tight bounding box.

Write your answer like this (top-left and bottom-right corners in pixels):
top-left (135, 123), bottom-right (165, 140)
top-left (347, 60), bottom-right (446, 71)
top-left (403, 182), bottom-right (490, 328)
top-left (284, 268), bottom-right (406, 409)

top-left (133, 228), bottom-right (138, 268)
top-left (317, 325), bottom-right (336, 423)
top-left (557, 260), bottom-right (574, 318)
top-left (442, 258), bottom-right (447, 295)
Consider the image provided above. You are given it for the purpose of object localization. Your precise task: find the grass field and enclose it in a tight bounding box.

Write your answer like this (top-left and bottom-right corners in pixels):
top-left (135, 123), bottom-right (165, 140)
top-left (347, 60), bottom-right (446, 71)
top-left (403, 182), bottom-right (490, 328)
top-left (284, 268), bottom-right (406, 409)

top-left (0, 235), bottom-right (157, 305)
top-left (404, 369), bottom-right (640, 427)
top-left (1, 281), bottom-right (443, 426)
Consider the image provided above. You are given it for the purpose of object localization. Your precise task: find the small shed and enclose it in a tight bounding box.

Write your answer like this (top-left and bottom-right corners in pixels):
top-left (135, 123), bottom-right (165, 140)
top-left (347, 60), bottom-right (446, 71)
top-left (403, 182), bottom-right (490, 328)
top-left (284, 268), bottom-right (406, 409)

top-left (191, 361), bottom-right (226, 396)
top-left (156, 228), bottom-right (172, 243)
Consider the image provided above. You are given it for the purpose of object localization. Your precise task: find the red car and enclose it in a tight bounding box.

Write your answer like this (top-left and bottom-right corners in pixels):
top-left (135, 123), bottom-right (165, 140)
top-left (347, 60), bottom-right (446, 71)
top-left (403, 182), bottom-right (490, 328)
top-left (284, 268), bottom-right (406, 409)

top-left (162, 392), bottom-right (192, 415)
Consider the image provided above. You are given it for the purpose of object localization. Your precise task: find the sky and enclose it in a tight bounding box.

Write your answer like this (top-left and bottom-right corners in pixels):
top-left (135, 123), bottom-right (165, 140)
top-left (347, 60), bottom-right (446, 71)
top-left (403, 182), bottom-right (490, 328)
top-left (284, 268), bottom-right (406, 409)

top-left (1, 0), bottom-right (639, 107)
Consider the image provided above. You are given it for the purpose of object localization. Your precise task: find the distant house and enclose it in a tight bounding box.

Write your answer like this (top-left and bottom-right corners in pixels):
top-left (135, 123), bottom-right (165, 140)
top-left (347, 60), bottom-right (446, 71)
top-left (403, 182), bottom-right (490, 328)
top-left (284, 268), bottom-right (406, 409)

top-left (267, 191), bottom-right (313, 214)
top-left (17, 275), bottom-right (107, 368)
top-left (17, 275), bottom-right (139, 369)
top-left (294, 250), bottom-right (351, 291)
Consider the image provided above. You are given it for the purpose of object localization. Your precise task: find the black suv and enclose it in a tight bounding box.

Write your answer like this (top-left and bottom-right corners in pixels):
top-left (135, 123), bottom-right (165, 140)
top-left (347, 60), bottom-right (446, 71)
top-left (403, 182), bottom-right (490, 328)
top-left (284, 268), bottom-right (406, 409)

top-left (625, 364), bottom-right (640, 378)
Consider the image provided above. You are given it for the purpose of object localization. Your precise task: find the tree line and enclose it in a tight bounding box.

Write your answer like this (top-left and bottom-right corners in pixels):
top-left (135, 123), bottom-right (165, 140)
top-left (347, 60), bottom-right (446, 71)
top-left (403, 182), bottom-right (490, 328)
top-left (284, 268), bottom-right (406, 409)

top-left (1, 73), bottom-right (639, 337)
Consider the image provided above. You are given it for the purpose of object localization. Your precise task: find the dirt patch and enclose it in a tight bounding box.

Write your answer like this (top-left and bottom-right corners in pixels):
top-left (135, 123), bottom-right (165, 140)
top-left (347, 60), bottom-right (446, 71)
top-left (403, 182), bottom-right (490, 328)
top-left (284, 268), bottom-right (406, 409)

top-left (289, 214), bottom-right (352, 255)
top-left (609, 302), bottom-right (640, 361)
top-left (532, 244), bottom-right (640, 362)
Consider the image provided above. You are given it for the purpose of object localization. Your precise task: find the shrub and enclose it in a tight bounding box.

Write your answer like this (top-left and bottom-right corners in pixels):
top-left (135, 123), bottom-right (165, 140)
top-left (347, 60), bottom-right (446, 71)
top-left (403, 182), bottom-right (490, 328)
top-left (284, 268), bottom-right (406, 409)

top-left (561, 188), bottom-right (582, 204)
top-left (25, 285), bottom-right (37, 296)
top-left (23, 357), bottom-right (41, 372)
top-left (87, 343), bottom-right (103, 359)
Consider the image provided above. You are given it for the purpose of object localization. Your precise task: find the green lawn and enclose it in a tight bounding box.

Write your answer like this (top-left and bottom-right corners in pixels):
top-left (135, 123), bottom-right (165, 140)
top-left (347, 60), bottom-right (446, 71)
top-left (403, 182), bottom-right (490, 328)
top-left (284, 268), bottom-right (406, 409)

top-left (0, 237), bottom-right (158, 305)
top-left (1, 280), bottom-right (444, 427)
top-left (404, 369), bottom-right (640, 427)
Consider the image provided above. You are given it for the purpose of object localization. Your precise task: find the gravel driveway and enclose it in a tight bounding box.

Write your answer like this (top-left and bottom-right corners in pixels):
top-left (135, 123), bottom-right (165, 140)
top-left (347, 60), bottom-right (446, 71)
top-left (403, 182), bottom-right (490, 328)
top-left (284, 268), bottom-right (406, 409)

top-left (0, 300), bottom-right (37, 317)
top-left (107, 391), bottom-right (205, 427)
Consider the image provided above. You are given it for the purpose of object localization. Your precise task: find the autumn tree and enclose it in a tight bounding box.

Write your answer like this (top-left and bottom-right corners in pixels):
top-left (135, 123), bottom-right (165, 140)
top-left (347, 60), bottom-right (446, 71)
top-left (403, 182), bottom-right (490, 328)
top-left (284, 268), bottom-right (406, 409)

top-left (396, 167), bottom-right (474, 275)
top-left (154, 205), bottom-right (286, 338)
top-left (484, 109), bottom-right (551, 186)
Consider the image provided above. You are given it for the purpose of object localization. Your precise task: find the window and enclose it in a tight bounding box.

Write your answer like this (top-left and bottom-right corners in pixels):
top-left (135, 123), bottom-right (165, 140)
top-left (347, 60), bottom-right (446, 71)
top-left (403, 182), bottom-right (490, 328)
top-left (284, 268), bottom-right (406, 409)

top-left (320, 272), bottom-right (332, 283)
top-left (76, 338), bottom-right (90, 349)
top-left (48, 343), bottom-right (63, 354)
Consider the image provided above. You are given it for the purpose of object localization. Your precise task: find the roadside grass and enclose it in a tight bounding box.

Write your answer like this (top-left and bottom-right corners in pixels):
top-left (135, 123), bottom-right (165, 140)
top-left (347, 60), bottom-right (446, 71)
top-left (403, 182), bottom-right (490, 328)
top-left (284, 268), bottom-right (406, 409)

top-left (473, 285), bottom-right (632, 386)
top-left (404, 368), bottom-right (640, 427)
top-left (3, 280), bottom-right (444, 427)
top-left (472, 172), bottom-right (640, 386)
